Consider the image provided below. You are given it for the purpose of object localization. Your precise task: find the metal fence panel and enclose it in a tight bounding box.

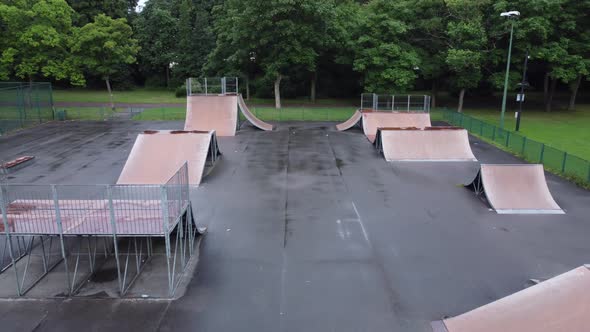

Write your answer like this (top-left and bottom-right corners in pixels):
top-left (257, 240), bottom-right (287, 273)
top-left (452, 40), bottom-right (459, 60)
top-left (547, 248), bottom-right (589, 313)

top-left (0, 82), bottom-right (53, 134)
top-left (441, 110), bottom-right (590, 185)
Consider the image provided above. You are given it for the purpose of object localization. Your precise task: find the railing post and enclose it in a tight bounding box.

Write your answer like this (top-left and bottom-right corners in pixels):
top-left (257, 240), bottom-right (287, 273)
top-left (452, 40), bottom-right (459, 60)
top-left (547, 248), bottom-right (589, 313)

top-left (107, 185), bottom-right (123, 294)
top-left (505, 131), bottom-right (510, 147)
top-left (492, 126), bottom-right (496, 141)
top-left (539, 144), bottom-right (545, 163)
top-left (561, 152), bottom-right (568, 172)
top-left (0, 184), bottom-right (22, 296)
top-left (521, 137), bottom-right (527, 155)
top-left (407, 95), bottom-right (410, 111)
top-left (204, 78), bottom-right (208, 95)
top-left (392, 95), bottom-right (395, 111)
top-left (372, 93), bottom-right (377, 111)
top-left (52, 185), bottom-right (72, 293)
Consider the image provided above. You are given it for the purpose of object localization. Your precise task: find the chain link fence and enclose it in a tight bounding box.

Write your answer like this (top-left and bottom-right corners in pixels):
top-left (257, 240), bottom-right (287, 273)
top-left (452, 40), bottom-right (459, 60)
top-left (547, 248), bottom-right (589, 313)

top-left (442, 110), bottom-right (590, 186)
top-left (0, 82), bottom-right (54, 135)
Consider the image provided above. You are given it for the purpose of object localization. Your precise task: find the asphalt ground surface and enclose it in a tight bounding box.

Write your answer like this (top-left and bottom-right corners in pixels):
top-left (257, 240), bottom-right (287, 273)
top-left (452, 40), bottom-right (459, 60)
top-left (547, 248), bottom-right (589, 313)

top-left (0, 120), bottom-right (588, 331)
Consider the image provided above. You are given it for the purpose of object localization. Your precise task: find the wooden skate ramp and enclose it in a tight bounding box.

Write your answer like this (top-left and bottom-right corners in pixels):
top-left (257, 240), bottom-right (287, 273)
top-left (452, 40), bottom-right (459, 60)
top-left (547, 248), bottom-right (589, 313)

top-left (467, 164), bottom-right (564, 214)
top-left (117, 130), bottom-right (220, 186)
top-left (185, 95), bottom-right (238, 136)
top-left (335, 110), bottom-right (362, 131)
top-left (237, 94), bottom-right (274, 131)
top-left (376, 128), bottom-right (477, 162)
top-left (362, 112), bottom-right (431, 142)
top-left (435, 265), bottom-right (590, 332)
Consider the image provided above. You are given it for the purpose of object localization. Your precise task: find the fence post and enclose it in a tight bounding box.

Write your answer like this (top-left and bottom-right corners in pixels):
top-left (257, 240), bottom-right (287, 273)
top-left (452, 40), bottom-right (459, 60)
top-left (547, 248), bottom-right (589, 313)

top-left (561, 152), bottom-right (567, 172)
top-left (492, 126), bottom-right (496, 141)
top-left (204, 78), bottom-right (208, 95)
top-left (521, 136), bottom-right (527, 155)
top-left (407, 95), bottom-right (410, 111)
top-left (479, 121), bottom-right (484, 135)
top-left (505, 131), bottom-right (510, 147)
top-left (587, 163), bottom-right (590, 183)
top-left (539, 144), bottom-right (545, 163)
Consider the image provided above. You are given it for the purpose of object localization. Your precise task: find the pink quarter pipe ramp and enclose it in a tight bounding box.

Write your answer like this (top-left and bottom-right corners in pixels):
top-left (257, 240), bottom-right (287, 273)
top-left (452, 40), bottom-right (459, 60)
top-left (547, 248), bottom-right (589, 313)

top-left (362, 112), bottom-right (431, 142)
top-left (237, 94), bottom-right (274, 131)
top-left (185, 95), bottom-right (239, 136)
top-left (466, 164), bottom-right (564, 214)
top-left (432, 265), bottom-right (590, 332)
top-left (375, 128), bottom-right (477, 162)
top-left (117, 130), bottom-right (220, 186)
top-left (335, 110), bottom-right (363, 131)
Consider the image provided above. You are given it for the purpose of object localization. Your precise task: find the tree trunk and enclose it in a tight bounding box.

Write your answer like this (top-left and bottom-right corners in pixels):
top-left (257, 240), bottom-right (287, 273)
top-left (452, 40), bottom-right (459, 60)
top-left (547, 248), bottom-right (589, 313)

top-left (246, 76), bottom-right (250, 100)
top-left (431, 80), bottom-right (437, 109)
top-left (105, 77), bottom-right (115, 111)
top-left (545, 78), bottom-right (557, 112)
top-left (543, 72), bottom-right (549, 105)
top-left (165, 66), bottom-right (170, 88)
top-left (568, 75), bottom-right (582, 111)
top-left (310, 72), bottom-right (317, 103)
top-left (274, 74), bottom-right (282, 109)
top-left (457, 88), bottom-right (465, 113)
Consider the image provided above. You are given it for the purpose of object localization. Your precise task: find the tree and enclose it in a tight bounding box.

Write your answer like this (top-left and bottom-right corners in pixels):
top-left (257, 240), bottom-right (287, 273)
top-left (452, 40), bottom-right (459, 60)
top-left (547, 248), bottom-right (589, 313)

top-left (444, 0), bottom-right (488, 113)
top-left (352, 0), bottom-right (420, 93)
top-left (71, 14), bottom-right (139, 109)
top-left (66, 0), bottom-right (136, 26)
top-left (0, 0), bottom-right (83, 85)
top-left (134, 0), bottom-right (178, 87)
top-left (207, 0), bottom-right (330, 109)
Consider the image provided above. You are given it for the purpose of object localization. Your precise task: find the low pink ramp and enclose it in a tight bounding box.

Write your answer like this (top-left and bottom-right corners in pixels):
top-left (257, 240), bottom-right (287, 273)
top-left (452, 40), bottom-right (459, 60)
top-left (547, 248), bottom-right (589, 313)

top-left (362, 111), bottom-right (431, 143)
top-left (185, 95), bottom-right (238, 136)
top-left (335, 110), bottom-right (362, 131)
top-left (117, 130), bottom-right (220, 186)
top-left (237, 94), bottom-right (274, 131)
top-left (466, 164), bottom-right (564, 214)
top-left (433, 265), bottom-right (590, 332)
top-left (375, 128), bottom-right (477, 162)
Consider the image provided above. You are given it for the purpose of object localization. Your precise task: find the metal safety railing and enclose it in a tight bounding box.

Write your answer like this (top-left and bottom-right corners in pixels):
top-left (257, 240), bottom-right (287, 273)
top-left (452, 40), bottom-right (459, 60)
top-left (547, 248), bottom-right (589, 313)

top-left (442, 110), bottom-right (590, 186)
top-left (186, 77), bottom-right (239, 96)
top-left (361, 93), bottom-right (431, 112)
top-left (0, 163), bottom-right (197, 297)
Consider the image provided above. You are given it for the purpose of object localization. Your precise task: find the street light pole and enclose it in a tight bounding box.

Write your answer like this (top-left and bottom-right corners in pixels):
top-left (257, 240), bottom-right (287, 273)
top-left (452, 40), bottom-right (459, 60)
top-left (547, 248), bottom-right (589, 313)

top-left (500, 19), bottom-right (515, 129)
top-left (515, 50), bottom-right (529, 132)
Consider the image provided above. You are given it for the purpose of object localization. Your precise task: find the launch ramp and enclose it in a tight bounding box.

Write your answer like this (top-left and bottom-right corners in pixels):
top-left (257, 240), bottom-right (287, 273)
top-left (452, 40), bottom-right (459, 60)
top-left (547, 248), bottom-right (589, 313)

top-left (237, 94), bottom-right (274, 131)
top-left (117, 130), bottom-right (220, 186)
top-left (185, 95), bottom-right (238, 136)
top-left (362, 112), bottom-right (431, 143)
top-left (466, 164), bottom-right (564, 214)
top-left (433, 265), bottom-right (590, 332)
top-left (375, 127), bottom-right (477, 162)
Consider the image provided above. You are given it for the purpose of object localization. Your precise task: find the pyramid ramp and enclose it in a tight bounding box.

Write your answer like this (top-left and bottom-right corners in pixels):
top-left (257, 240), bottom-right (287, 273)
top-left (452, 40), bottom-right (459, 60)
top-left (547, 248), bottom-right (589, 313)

top-left (117, 130), bottom-right (221, 186)
top-left (185, 95), bottom-right (238, 136)
top-left (237, 94), bottom-right (274, 131)
top-left (433, 265), bottom-right (590, 332)
top-left (362, 112), bottom-right (431, 143)
top-left (335, 110), bottom-right (363, 131)
top-left (466, 164), bottom-right (564, 214)
top-left (375, 128), bottom-right (477, 162)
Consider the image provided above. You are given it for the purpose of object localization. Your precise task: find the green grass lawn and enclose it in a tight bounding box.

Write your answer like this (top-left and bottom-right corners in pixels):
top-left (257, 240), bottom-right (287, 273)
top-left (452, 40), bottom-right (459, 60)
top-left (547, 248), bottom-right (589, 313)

top-left (54, 88), bottom-right (183, 104)
top-left (462, 106), bottom-right (590, 160)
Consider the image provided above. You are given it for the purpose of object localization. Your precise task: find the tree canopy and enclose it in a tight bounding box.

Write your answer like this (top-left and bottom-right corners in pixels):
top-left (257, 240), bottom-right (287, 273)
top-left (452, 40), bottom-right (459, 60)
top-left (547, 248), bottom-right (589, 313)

top-left (0, 0), bottom-right (588, 110)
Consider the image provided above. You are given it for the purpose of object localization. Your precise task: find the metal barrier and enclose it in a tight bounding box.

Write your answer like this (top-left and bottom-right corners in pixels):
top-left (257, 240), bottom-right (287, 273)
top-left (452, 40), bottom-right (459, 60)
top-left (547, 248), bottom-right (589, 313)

top-left (186, 77), bottom-right (239, 96)
top-left (0, 163), bottom-right (196, 297)
top-left (361, 93), bottom-right (431, 112)
top-left (442, 110), bottom-right (590, 185)
top-left (0, 82), bottom-right (54, 135)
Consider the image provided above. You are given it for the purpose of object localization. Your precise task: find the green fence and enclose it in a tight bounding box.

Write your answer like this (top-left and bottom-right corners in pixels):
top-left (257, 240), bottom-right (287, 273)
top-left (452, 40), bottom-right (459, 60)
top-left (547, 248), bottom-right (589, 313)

top-left (442, 110), bottom-right (590, 185)
top-left (0, 82), bottom-right (54, 134)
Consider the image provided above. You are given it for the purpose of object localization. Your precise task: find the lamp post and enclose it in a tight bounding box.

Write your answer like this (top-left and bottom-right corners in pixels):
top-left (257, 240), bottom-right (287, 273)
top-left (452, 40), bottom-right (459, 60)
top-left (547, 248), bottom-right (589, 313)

top-left (499, 10), bottom-right (520, 129)
top-left (515, 51), bottom-right (529, 132)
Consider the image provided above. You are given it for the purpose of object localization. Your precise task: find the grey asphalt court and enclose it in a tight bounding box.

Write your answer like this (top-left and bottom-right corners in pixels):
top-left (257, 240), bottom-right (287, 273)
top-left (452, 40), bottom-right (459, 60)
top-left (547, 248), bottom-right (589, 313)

top-left (0, 120), bottom-right (589, 331)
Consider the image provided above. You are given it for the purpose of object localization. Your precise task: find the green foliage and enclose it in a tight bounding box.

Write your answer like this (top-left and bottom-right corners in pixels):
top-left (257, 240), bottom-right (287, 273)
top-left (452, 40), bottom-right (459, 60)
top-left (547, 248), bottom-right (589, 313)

top-left (66, 0), bottom-right (135, 26)
top-left (71, 14), bottom-right (139, 80)
top-left (0, 0), bottom-right (84, 84)
top-left (351, 0), bottom-right (420, 93)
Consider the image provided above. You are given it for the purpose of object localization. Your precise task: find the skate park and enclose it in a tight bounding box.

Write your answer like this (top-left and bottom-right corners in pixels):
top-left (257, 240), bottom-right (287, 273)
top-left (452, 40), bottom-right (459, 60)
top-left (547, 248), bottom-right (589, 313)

top-left (0, 79), bottom-right (589, 331)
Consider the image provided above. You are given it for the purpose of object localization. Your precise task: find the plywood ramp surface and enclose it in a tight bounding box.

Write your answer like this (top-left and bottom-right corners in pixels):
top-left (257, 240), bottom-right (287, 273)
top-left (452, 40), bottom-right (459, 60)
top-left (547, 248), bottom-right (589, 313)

top-left (378, 129), bottom-right (476, 161)
top-left (117, 130), bottom-right (217, 186)
top-left (237, 94), bottom-right (274, 131)
top-left (185, 95), bottom-right (238, 136)
top-left (477, 164), bottom-right (563, 214)
top-left (335, 110), bottom-right (362, 131)
top-left (441, 266), bottom-right (590, 332)
top-left (362, 112), bottom-right (431, 142)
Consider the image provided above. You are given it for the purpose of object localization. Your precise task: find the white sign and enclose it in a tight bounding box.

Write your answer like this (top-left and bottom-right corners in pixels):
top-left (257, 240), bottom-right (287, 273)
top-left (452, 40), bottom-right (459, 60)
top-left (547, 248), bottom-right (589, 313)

top-left (516, 94), bottom-right (525, 102)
